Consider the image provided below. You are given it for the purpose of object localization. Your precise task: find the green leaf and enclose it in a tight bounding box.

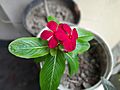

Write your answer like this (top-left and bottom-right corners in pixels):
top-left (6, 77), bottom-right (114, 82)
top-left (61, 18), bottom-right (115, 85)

top-left (47, 16), bottom-right (60, 24)
top-left (76, 28), bottom-right (94, 41)
top-left (40, 50), bottom-right (65, 90)
top-left (73, 38), bottom-right (90, 55)
top-left (101, 77), bottom-right (116, 90)
top-left (50, 48), bottom-right (57, 56)
top-left (58, 45), bottom-right (64, 51)
top-left (65, 53), bottom-right (79, 76)
top-left (34, 55), bottom-right (47, 64)
top-left (8, 37), bottom-right (49, 59)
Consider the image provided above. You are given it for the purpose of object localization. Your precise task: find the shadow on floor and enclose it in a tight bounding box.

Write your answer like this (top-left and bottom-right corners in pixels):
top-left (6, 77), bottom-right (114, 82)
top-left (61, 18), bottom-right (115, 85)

top-left (0, 40), bottom-right (40, 90)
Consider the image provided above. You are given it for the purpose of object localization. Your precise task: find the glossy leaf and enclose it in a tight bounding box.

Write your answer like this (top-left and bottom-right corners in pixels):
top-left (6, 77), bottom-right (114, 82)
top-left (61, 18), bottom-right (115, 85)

top-left (8, 37), bottom-right (49, 59)
top-left (76, 28), bottom-right (94, 41)
top-left (47, 16), bottom-right (60, 24)
top-left (65, 53), bottom-right (79, 76)
top-left (50, 48), bottom-right (57, 56)
top-left (40, 50), bottom-right (65, 90)
top-left (73, 38), bottom-right (90, 55)
top-left (101, 77), bottom-right (116, 90)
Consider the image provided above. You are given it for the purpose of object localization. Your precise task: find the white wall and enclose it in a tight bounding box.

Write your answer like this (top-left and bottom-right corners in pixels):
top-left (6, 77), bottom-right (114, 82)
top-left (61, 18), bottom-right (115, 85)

top-left (0, 0), bottom-right (32, 40)
top-left (74, 0), bottom-right (120, 48)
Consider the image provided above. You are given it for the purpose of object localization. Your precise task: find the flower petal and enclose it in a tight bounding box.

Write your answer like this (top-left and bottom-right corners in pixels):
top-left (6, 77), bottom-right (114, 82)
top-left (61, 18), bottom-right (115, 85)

top-left (63, 24), bottom-right (71, 35)
top-left (63, 39), bottom-right (75, 52)
top-left (47, 21), bottom-right (58, 32)
top-left (71, 34), bottom-right (77, 49)
top-left (72, 28), bottom-right (78, 39)
top-left (48, 37), bottom-right (58, 48)
top-left (71, 38), bottom-right (76, 50)
top-left (40, 30), bottom-right (53, 40)
top-left (55, 24), bottom-right (68, 41)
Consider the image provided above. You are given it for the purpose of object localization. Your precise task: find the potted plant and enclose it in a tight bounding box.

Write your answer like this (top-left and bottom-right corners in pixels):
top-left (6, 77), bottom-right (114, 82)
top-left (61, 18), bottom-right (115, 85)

top-left (8, 16), bottom-right (114, 90)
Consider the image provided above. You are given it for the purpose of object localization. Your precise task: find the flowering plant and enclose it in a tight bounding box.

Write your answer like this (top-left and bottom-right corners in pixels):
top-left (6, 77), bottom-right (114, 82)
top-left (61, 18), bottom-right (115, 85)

top-left (8, 16), bottom-right (94, 90)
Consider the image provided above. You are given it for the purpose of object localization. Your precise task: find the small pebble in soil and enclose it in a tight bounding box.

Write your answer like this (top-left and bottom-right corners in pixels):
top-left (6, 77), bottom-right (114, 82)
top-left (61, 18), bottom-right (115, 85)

top-left (82, 82), bottom-right (91, 88)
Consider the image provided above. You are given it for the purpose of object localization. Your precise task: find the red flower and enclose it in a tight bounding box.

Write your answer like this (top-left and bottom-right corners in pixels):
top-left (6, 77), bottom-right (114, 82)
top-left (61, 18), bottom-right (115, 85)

top-left (55, 24), bottom-right (78, 52)
top-left (40, 21), bottom-right (58, 48)
top-left (41, 21), bottom-right (78, 52)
